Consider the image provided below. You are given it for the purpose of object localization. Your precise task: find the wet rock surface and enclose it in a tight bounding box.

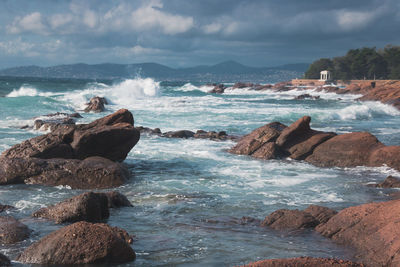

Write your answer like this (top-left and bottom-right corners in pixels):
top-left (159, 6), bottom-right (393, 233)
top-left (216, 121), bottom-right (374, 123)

top-left (0, 253), bottom-right (10, 266)
top-left (241, 257), bottom-right (364, 267)
top-left (316, 199), bottom-right (400, 266)
top-left (84, 96), bottom-right (108, 113)
top-left (17, 221), bottom-right (135, 265)
top-left (368, 175), bottom-right (400, 188)
top-left (0, 216), bottom-right (31, 244)
top-left (208, 84), bottom-right (226, 94)
top-left (0, 204), bottom-right (14, 213)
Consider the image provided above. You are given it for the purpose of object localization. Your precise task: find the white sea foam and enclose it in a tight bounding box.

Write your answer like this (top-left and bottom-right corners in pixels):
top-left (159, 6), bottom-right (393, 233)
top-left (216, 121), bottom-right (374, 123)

top-left (327, 101), bottom-right (400, 120)
top-left (6, 86), bottom-right (53, 97)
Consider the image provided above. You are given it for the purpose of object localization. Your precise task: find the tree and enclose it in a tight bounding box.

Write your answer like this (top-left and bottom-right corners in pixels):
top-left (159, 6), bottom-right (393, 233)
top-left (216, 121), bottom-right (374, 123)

top-left (304, 58), bottom-right (333, 79)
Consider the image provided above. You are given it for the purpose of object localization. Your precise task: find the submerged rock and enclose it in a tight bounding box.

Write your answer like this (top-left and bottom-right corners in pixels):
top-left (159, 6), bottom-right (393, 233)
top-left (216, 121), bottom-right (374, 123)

top-left (0, 216), bottom-right (31, 244)
top-left (84, 96), bottom-right (108, 113)
top-left (17, 221), bottom-right (135, 265)
top-left (208, 84), bottom-right (225, 94)
top-left (241, 257), bottom-right (364, 267)
top-left (0, 204), bottom-right (14, 213)
top-left (316, 199), bottom-right (400, 266)
top-left (369, 176), bottom-right (400, 188)
top-left (162, 130), bottom-right (195, 138)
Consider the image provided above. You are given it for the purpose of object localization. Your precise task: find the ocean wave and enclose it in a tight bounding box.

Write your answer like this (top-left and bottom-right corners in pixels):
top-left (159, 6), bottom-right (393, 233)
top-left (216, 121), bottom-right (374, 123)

top-left (6, 86), bottom-right (53, 97)
top-left (175, 83), bottom-right (213, 93)
top-left (328, 101), bottom-right (400, 120)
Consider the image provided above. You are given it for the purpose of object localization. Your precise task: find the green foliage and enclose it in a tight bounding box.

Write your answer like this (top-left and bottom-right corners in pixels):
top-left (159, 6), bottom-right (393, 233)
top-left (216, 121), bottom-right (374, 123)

top-left (305, 45), bottom-right (400, 80)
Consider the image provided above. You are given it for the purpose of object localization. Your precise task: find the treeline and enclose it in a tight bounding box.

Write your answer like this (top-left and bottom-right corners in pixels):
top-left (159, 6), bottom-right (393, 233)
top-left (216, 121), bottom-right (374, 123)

top-left (305, 45), bottom-right (400, 80)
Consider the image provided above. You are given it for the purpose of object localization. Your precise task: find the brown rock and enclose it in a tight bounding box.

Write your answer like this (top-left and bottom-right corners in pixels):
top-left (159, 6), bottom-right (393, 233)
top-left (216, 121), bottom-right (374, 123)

top-left (0, 253), bottom-right (10, 266)
top-left (0, 216), bottom-right (31, 244)
top-left (0, 157), bottom-right (129, 189)
top-left (229, 122), bottom-right (287, 155)
top-left (369, 146), bottom-right (400, 171)
top-left (0, 204), bottom-right (14, 213)
top-left (251, 142), bottom-right (286, 160)
top-left (104, 191), bottom-right (133, 208)
top-left (232, 82), bottom-right (254, 89)
top-left (241, 257), bottom-right (364, 267)
top-left (162, 130), bottom-right (195, 138)
top-left (275, 116), bottom-right (313, 150)
top-left (84, 96), bottom-right (108, 113)
top-left (209, 84), bottom-right (225, 94)
top-left (33, 192), bottom-right (109, 223)
top-left (305, 132), bottom-right (384, 168)
top-left (369, 176), bottom-right (400, 188)
top-left (84, 108), bottom-right (134, 127)
top-left (289, 132), bottom-right (336, 160)
top-left (17, 221), bottom-right (135, 264)
top-left (261, 209), bottom-right (319, 230)
top-left (316, 199), bottom-right (400, 266)
top-left (304, 205), bottom-right (337, 224)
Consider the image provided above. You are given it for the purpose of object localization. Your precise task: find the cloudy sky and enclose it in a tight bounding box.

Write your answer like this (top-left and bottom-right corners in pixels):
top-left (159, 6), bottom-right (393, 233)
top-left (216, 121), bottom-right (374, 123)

top-left (0, 0), bottom-right (399, 68)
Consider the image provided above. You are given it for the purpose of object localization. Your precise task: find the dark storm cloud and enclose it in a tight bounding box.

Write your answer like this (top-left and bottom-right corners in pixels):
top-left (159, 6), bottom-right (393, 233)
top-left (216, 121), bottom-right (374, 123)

top-left (0, 0), bottom-right (399, 68)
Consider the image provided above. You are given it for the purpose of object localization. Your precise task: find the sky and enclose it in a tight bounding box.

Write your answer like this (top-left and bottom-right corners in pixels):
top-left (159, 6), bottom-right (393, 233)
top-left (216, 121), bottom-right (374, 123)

top-left (0, 0), bottom-right (399, 69)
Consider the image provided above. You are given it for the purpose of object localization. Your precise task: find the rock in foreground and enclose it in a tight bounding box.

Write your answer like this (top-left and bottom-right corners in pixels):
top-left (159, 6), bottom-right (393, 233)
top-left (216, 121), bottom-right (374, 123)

top-left (0, 253), bottom-right (10, 266)
top-left (17, 221), bottom-right (135, 265)
top-left (241, 257), bottom-right (363, 267)
top-left (0, 216), bottom-right (31, 244)
top-left (316, 199), bottom-right (400, 266)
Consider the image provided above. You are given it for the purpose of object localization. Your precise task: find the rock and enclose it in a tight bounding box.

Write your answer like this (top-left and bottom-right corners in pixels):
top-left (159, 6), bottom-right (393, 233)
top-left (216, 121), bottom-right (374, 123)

top-left (368, 176), bottom-right (400, 188)
top-left (0, 156), bottom-right (129, 189)
top-left (251, 142), bottom-right (286, 160)
top-left (294, 94), bottom-right (320, 100)
top-left (261, 209), bottom-right (319, 230)
top-left (193, 130), bottom-right (237, 141)
top-left (209, 84), bottom-right (225, 94)
top-left (253, 84), bottom-right (273, 91)
top-left (304, 205), bottom-right (337, 224)
top-left (0, 204), bottom-right (14, 213)
top-left (316, 199), bottom-right (400, 266)
top-left (135, 126), bottom-right (162, 135)
top-left (241, 257), bottom-right (364, 267)
top-left (33, 112), bottom-right (82, 132)
top-left (104, 191), bottom-right (133, 208)
top-left (33, 192), bottom-right (109, 223)
top-left (17, 221), bottom-right (135, 265)
top-left (306, 132), bottom-right (384, 168)
top-left (229, 122), bottom-right (287, 155)
top-left (0, 253), bottom-right (10, 266)
top-left (84, 96), bottom-right (108, 113)
top-left (1, 109), bottom-right (140, 162)
top-left (162, 130), bottom-right (195, 138)
top-left (232, 82), bottom-right (254, 89)
top-left (275, 116), bottom-right (313, 150)
top-left (289, 132), bottom-right (336, 160)
top-left (369, 146), bottom-right (400, 171)
top-left (0, 216), bottom-right (31, 244)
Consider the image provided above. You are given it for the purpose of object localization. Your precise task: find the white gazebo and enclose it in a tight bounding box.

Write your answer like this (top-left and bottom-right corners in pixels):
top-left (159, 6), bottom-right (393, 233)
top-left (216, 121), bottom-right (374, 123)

top-left (320, 70), bottom-right (331, 81)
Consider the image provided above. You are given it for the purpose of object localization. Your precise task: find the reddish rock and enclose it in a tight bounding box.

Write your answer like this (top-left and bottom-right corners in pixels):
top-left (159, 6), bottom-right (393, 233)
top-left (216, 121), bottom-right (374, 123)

top-left (232, 82), bottom-right (255, 89)
top-left (33, 192), bottom-right (109, 223)
top-left (304, 205), bottom-right (337, 224)
top-left (251, 142), bottom-right (286, 160)
top-left (0, 157), bottom-right (129, 189)
top-left (289, 132), bottom-right (336, 160)
top-left (85, 108), bottom-right (134, 127)
top-left (369, 146), bottom-right (400, 171)
top-left (275, 116), bottom-right (313, 150)
top-left (316, 199), bottom-right (400, 266)
top-left (0, 216), bottom-right (31, 244)
top-left (17, 221), bottom-right (135, 264)
top-left (305, 132), bottom-right (384, 168)
top-left (229, 122), bottom-right (286, 155)
top-left (261, 209), bottom-right (319, 230)
top-left (84, 96), bottom-right (108, 113)
top-left (241, 257), bottom-right (364, 267)
top-left (369, 176), bottom-right (400, 188)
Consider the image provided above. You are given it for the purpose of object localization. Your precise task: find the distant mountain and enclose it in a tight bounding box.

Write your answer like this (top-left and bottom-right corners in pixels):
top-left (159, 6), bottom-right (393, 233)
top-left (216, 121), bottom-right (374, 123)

top-left (0, 61), bottom-right (309, 83)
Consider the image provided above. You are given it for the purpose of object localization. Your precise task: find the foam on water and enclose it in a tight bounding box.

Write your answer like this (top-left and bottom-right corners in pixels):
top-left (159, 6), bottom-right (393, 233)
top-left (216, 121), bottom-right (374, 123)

top-left (6, 86), bottom-right (54, 97)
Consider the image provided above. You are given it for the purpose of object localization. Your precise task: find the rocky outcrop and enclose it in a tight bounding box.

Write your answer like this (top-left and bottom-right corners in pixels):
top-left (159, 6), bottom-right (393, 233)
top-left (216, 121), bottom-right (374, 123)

top-left (230, 116), bottom-right (400, 171)
top-left (17, 221), bottom-right (135, 265)
top-left (209, 84), bottom-right (226, 94)
top-left (33, 191), bottom-right (132, 223)
top-left (0, 253), bottom-right (10, 266)
top-left (33, 112), bottom-right (82, 131)
top-left (369, 176), bottom-right (400, 188)
top-left (316, 199), bottom-right (400, 266)
top-left (0, 204), bottom-right (14, 213)
top-left (0, 216), bottom-right (31, 244)
top-left (0, 156), bottom-right (129, 189)
top-left (84, 96), bottom-right (108, 113)
top-left (261, 205), bottom-right (336, 230)
top-left (241, 257), bottom-right (364, 267)
top-left (162, 130), bottom-right (195, 138)
top-left (294, 94), bottom-right (320, 100)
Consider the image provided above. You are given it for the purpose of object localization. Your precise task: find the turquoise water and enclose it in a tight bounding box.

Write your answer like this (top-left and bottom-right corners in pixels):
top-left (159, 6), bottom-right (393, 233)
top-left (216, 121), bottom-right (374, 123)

top-left (1, 77), bottom-right (400, 266)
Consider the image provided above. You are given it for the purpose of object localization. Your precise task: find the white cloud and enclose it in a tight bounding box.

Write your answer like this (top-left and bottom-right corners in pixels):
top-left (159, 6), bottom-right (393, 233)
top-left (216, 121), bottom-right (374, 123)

top-left (83, 10), bottom-right (98, 28)
top-left (130, 1), bottom-right (194, 34)
top-left (203, 22), bottom-right (222, 34)
top-left (0, 38), bottom-right (38, 56)
top-left (7, 12), bottom-right (48, 35)
top-left (336, 10), bottom-right (377, 31)
top-left (49, 14), bottom-right (73, 29)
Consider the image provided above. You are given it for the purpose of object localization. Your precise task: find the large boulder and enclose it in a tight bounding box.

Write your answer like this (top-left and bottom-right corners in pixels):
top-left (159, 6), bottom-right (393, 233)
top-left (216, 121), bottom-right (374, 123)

top-left (33, 192), bottom-right (109, 223)
top-left (0, 253), bottom-right (10, 266)
top-left (242, 257), bottom-right (363, 267)
top-left (1, 109), bottom-right (139, 162)
top-left (316, 199), bottom-right (400, 266)
top-left (17, 221), bottom-right (135, 265)
top-left (305, 132), bottom-right (384, 168)
top-left (104, 191), bottom-right (133, 208)
top-left (369, 146), bottom-right (400, 171)
top-left (261, 209), bottom-right (319, 230)
top-left (0, 157), bottom-right (129, 189)
top-left (229, 122), bottom-right (286, 155)
top-left (84, 96), bottom-right (108, 113)
top-left (0, 216), bottom-right (31, 244)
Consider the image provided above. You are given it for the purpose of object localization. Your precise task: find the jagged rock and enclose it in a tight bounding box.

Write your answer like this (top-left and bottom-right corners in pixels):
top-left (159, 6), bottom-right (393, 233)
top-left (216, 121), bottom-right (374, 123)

top-left (162, 130), bottom-right (195, 138)
top-left (0, 216), bottom-right (31, 244)
top-left (304, 205), bottom-right (337, 224)
top-left (104, 191), bottom-right (133, 208)
top-left (251, 142), bottom-right (286, 160)
top-left (368, 176), bottom-right (400, 188)
top-left (0, 156), bottom-right (129, 189)
top-left (241, 257), bottom-right (364, 267)
top-left (288, 132), bottom-right (336, 160)
top-left (261, 209), bottom-right (319, 230)
top-left (0, 253), bottom-right (10, 266)
top-left (17, 221), bottom-right (135, 264)
top-left (33, 192), bottom-right (109, 223)
top-left (0, 204), bottom-right (14, 213)
top-left (84, 96), bottom-right (108, 113)
top-left (209, 84), bottom-right (225, 94)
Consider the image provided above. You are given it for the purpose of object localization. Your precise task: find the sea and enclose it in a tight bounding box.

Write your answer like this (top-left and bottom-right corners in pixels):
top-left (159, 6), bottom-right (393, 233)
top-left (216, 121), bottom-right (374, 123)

top-left (0, 76), bottom-right (400, 266)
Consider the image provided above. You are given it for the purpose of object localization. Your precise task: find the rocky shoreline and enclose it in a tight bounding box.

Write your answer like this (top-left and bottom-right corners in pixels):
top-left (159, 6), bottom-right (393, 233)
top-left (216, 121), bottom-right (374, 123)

top-left (1, 100), bottom-right (400, 265)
